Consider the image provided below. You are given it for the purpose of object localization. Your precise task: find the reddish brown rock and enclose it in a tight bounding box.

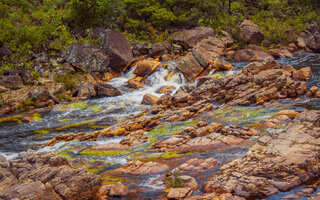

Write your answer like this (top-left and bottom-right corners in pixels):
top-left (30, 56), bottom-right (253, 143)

top-left (293, 67), bottom-right (312, 81)
top-left (109, 182), bottom-right (130, 197)
top-left (110, 161), bottom-right (169, 175)
top-left (127, 77), bottom-right (144, 89)
top-left (240, 19), bottom-right (265, 44)
top-left (169, 26), bottom-right (215, 48)
top-left (167, 187), bottom-right (193, 199)
top-left (156, 86), bottom-right (176, 94)
top-left (268, 48), bottom-right (292, 59)
top-left (141, 93), bottom-right (159, 105)
top-left (1, 75), bottom-right (24, 89)
top-left (178, 158), bottom-right (218, 172)
top-left (133, 59), bottom-right (161, 77)
top-left (273, 110), bottom-right (299, 119)
top-left (234, 49), bottom-right (273, 61)
top-left (178, 176), bottom-right (199, 190)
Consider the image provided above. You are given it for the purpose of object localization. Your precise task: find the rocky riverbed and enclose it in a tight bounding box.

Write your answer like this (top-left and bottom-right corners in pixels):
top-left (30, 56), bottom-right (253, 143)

top-left (1, 21), bottom-right (320, 200)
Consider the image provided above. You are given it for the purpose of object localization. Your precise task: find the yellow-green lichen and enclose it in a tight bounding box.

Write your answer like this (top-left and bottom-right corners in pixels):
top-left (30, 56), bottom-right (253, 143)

top-left (79, 149), bottom-right (130, 157)
top-left (34, 129), bottom-right (50, 134)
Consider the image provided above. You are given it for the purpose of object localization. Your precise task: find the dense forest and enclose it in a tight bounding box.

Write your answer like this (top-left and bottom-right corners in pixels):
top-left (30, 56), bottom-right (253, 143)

top-left (0, 0), bottom-right (320, 72)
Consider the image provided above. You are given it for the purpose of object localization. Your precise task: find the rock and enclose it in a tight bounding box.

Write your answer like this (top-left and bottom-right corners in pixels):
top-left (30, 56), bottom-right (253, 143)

top-left (73, 82), bottom-right (96, 99)
top-left (0, 154), bottom-right (10, 168)
top-left (177, 176), bottom-right (198, 190)
top-left (94, 82), bottom-right (121, 97)
top-left (63, 43), bottom-right (110, 73)
top-left (110, 160), bottom-right (169, 175)
top-left (149, 42), bottom-right (171, 57)
top-left (298, 22), bottom-right (320, 52)
top-left (176, 53), bottom-right (204, 81)
top-left (132, 42), bottom-right (149, 56)
top-left (1, 75), bottom-right (24, 89)
top-left (133, 59), bottom-right (161, 77)
top-left (109, 182), bottom-right (130, 197)
top-left (273, 110), bottom-right (299, 119)
top-left (0, 150), bottom-right (102, 200)
top-left (293, 67), bottom-right (312, 81)
top-left (185, 193), bottom-right (246, 200)
top-left (211, 58), bottom-right (233, 71)
top-left (178, 158), bottom-right (218, 172)
top-left (240, 19), bottom-right (265, 44)
top-left (203, 113), bottom-right (320, 199)
top-left (127, 77), bottom-right (144, 89)
top-left (92, 28), bottom-right (133, 72)
top-left (3, 68), bottom-right (34, 84)
top-left (141, 93), bottom-right (159, 105)
top-left (220, 125), bottom-right (260, 139)
top-left (307, 86), bottom-right (319, 97)
top-left (0, 85), bottom-right (9, 93)
top-left (220, 30), bottom-right (235, 47)
top-left (156, 86), bottom-right (176, 94)
top-left (169, 26), bottom-right (215, 48)
top-left (268, 48), bottom-right (292, 59)
top-left (294, 110), bottom-right (320, 126)
top-left (167, 187), bottom-right (192, 199)
top-left (234, 49), bottom-right (274, 61)
top-left (192, 36), bottom-right (225, 67)
top-left (120, 130), bottom-right (148, 146)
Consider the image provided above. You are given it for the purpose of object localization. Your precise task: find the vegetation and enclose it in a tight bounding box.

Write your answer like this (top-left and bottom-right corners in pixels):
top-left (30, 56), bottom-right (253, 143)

top-left (0, 0), bottom-right (320, 71)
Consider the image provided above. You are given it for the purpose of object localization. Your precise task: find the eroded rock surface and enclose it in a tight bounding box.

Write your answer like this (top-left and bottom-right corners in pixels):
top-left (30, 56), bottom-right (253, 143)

top-left (0, 150), bottom-right (101, 200)
top-left (203, 110), bottom-right (320, 199)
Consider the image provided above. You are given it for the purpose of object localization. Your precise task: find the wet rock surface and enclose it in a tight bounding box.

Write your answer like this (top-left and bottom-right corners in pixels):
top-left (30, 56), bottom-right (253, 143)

top-left (203, 110), bottom-right (320, 199)
top-left (0, 150), bottom-right (101, 200)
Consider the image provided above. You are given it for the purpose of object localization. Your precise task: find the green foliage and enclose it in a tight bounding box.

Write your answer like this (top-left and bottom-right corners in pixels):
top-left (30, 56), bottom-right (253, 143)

top-left (68, 0), bottom-right (125, 29)
top-left (54, 73), bottom-right (78, 91)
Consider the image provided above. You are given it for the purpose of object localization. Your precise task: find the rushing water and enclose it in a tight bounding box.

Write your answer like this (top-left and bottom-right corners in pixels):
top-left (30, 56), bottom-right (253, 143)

top-left (1, 51), bottom-right (320, 198)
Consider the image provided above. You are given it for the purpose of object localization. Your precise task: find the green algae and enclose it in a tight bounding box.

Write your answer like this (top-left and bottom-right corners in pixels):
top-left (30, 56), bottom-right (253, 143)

top-left (134, 152), bottom-right (183, 162)
top-left (58, 149), bottom-right (73, 160)
top-left (34, 129), bottom-right (50, 134)
top-left (79, 149), bottom-right (130, 157)
top-left (56, 120), bottom-right (96, 130)
top-left (183, 120), bottom-right (199, 126)
top-left (59, 118), bottom-right (71, 122)
top-left (32, 113), bottom-right (43, 121)
top-left (89, 124), bottom-right (110, 129)
top-left (87, 105), bottom-right (101, 112)
top-left (0, 115), bottom-right (24, 124)
top-left (71, 101), bottom-right (88, 110)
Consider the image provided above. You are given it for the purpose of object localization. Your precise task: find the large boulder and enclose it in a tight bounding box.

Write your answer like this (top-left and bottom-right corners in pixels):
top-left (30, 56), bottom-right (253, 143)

top-left (141, 93), bottom-right (159, 105)
top-left (293, 67), bottom-right (312, 81)
top-left (73, 82), bottom-right (121, 99)
top-left (0, 75), bottom-right (24, 89)
top-left (92, 28), bottom-right (133, 72)
top-left (149, 42), bottom-right (171, 57)
top-left (3, 68), bottom-right (34, 84)
top-left (169, 26), bottom-right (215, 48)
top-left (240, 19), bottom-right (265, 44)
top-left (176, 53), bottom-right (204, 81)
top-left (234, 49), bottom-right (274, 61)
top-left (0, 150), bottom-right (102, 200)
top-left (94, 82), bottom-right (121, 97)
top-left (133, 59), bottom-right (161, 77)
top-left (63, 43), bottom-right (110, 73)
